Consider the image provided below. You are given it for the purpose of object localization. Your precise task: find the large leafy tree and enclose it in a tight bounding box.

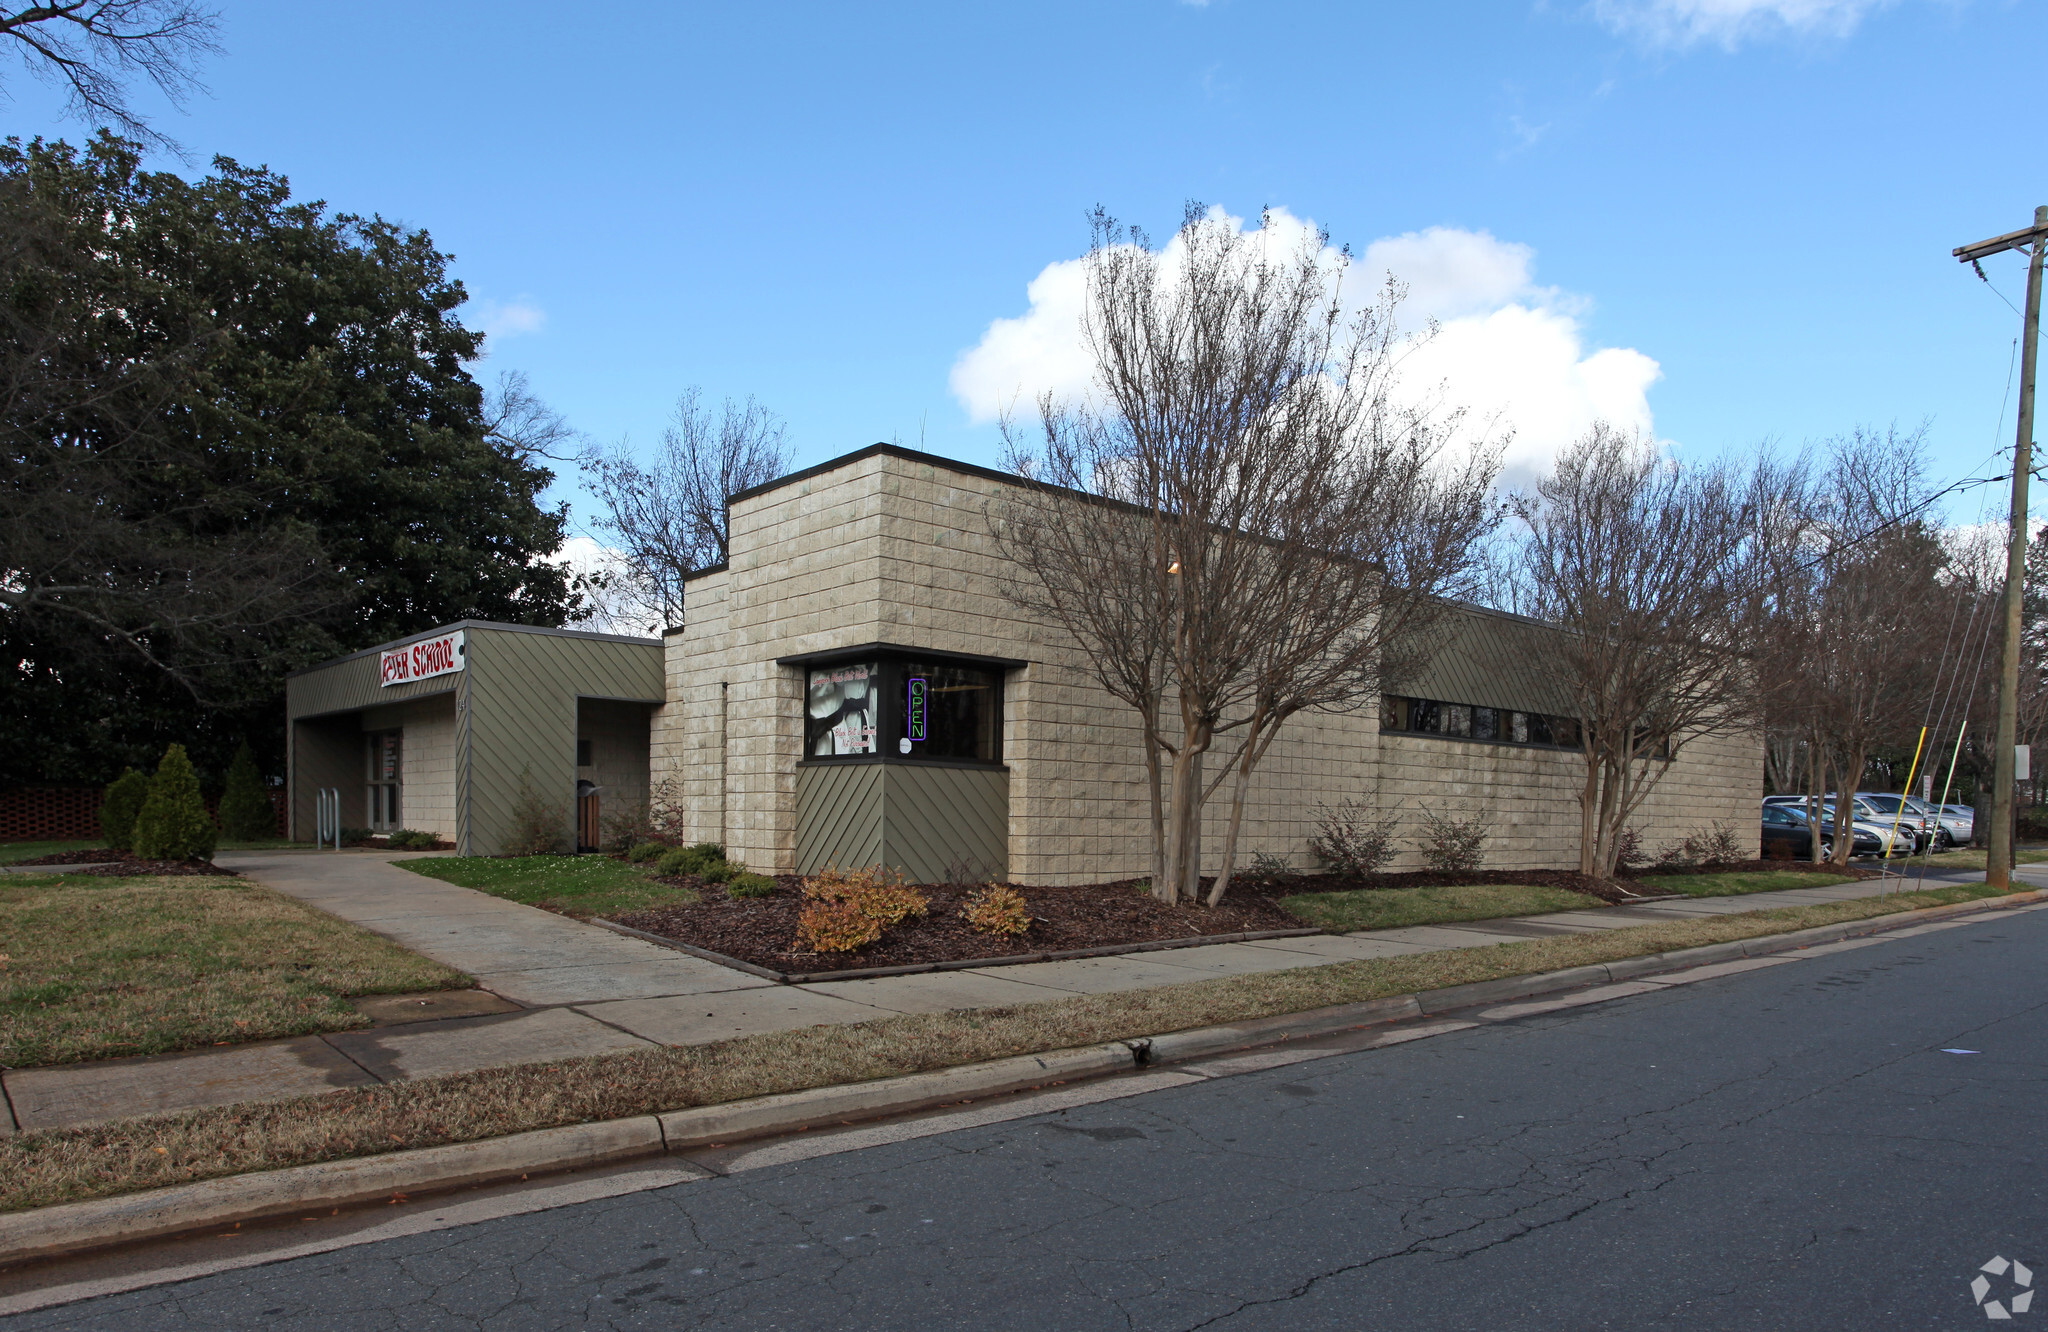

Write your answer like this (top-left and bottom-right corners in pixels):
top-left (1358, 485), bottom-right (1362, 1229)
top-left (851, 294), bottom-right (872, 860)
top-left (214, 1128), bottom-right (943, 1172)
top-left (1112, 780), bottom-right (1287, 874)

top-left (0, 133), bottom-right (581, 787)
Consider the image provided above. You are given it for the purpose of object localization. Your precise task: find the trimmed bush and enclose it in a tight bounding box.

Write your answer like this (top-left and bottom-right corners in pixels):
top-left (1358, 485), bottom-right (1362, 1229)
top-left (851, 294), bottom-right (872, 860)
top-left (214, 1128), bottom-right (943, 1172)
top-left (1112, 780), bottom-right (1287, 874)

top-left (131, 744), bottom-right (219, 862)
top-left (98, 769), bottom-right (149, 851)
top-left (960, 884), bottom-right (1030, 937)
top-left (795, 865), bottom-right (929, 953)
top-left (698, 859), bottom-right (740, 885)
top-left (216, 742), bottom-right (275, 841)
top-left (655, 842), bottom-right (727, 878)
top-left (726, 872), bottom-right (776, 898)
top-left (627, 841), bottom-right (668, 864)
top-left (385, 829), bottom-right (440, 850)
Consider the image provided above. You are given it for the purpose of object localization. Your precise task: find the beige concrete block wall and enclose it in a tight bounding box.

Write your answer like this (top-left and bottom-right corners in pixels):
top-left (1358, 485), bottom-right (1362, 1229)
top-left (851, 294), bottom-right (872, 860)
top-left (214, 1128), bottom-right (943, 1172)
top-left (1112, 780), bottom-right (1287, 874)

top-left (1368, 724), bottom-right (1763, 871)
top-left (652, 446), bottom-right (1764, 885)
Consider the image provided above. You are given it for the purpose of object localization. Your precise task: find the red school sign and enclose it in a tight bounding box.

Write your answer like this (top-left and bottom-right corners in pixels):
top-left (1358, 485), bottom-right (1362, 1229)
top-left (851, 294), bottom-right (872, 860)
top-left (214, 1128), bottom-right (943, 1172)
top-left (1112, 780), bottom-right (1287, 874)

top-left (380, 630), bottom-right (466, 687)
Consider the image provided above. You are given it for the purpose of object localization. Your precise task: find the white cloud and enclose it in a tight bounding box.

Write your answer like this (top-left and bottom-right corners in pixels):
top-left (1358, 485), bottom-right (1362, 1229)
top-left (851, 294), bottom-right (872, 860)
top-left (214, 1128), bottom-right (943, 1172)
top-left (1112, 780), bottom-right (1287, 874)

top-left (552, 535), bottom-right (665, 637)
top-left (1591, 0), bottom-right (1893, 49)
top-left (473, 298), bottom-right (546, 343)
top-left (950, 209), bottom-right (1661, 483)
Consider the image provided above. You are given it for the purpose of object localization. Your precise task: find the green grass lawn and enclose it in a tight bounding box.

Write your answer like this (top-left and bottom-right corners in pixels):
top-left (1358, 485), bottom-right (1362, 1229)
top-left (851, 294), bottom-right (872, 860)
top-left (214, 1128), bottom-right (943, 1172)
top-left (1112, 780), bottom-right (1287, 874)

top-left (1631, 868), bottom-right (1862, 897)
top-left (1277, 882), bottom-right (1606, 932)
top-left (400, 855), bottom-right (698, 919)
top-left (1903, 847), bottom-right (2048, 871)
top-left (1, 838), bottom-right (300, 864)
top-left (0, 872), bottom-right (468, 1068)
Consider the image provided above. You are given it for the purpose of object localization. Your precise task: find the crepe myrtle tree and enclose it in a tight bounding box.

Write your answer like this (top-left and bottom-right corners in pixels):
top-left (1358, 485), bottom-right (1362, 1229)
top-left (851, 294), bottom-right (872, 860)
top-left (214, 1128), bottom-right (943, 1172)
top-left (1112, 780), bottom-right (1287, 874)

top-left (1511, 424), bottom-right (1767, 879)
top-left (993, 204), bottom-right (1501, 907)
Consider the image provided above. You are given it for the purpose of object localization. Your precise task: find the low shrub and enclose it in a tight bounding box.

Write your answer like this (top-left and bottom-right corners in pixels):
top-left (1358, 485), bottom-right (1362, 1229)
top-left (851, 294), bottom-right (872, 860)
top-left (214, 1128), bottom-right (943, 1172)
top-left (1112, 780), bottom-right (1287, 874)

top-left (1655, 822), bottom-right (1746, 870)
top-left (794, 898), bottom-right (884, 953)
top-left (726, 872), bottom-right (776, 898)
top-left (1308, 801), bottom-right (1399, 876)
top-left (1416, 806), bottom-right (1488, 875)
top-left (627, 841), bottom-right (668, 864)
top-left (384, 829), bottom-right (440, 850)
top-left (698, 859), bottom-right (739, 885)
top-left (1614, 826), bottom-right (1647, 870)
top-left (131, 744), bottom-right (218, 862)
top-left (655, 842), bottom-right (727, 878)
top-left (794, 865), bottom-right (930, 953)
top-left (98, 769), bottom-right (149, 852)
top-left (505, 768), bottom-right (567, 857)
top-left (960, 884), bottom-right (1030, 936)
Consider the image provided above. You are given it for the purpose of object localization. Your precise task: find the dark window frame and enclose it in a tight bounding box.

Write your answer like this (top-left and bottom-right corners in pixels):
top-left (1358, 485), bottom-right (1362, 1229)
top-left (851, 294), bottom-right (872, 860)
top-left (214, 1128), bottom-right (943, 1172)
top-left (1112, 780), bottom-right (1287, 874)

top-left (1380, 695), bottom-right (1584, 752)
top-left (799, 649), bottom-right (1007, 768)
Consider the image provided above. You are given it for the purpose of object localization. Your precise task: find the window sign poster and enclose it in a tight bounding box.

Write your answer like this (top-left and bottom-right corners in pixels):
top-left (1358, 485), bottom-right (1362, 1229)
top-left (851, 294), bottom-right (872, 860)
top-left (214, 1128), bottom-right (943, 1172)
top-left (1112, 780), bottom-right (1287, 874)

top-left (907, 677), bottom-right (928, 743)
top-left (807, 663), bottom-right (878, 755)
top-left (379, 733), bottom-right (401, 780)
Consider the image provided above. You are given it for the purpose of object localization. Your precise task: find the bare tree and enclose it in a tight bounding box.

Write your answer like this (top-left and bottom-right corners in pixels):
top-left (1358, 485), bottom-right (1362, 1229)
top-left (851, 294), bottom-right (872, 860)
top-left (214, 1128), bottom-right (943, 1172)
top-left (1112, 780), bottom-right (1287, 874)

top-left (483, 369), bottom-right (581, 465)
top-left (584, 389), bottom-right (790, 630)
top-left (1511, 424), bottom-right (1760, 878)
top-left (995, 205), bottom-right (1500, 906)
top-left (2, 2), bottom-right (220, 147)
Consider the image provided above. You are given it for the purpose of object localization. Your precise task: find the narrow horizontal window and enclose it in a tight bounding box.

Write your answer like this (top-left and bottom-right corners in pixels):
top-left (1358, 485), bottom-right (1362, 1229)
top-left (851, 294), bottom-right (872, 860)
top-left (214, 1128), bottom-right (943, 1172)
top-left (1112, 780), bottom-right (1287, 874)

top-left (1381, 696), bottom-right (1581, 752)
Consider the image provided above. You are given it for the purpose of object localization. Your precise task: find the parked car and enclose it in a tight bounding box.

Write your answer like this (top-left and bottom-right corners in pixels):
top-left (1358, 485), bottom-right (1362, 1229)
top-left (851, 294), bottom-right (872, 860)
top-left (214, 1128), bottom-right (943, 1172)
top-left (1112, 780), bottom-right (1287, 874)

top-left (1854, 793), bottom-right (1947, 851)
top-left (1941, 803), bottom-right (1977, 843)
top-left (1765, 794), bottom-right (1930, 853)
top-left (1761, 798), bottom-right (1909, 856)
top-left (1760, 804), bottom-right (1884, 860)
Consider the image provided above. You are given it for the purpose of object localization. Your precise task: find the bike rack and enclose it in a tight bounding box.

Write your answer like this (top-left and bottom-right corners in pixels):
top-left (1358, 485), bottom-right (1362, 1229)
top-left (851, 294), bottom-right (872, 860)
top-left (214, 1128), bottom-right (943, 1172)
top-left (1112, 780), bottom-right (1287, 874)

top-left (315, 787), bottom-right (342, 851)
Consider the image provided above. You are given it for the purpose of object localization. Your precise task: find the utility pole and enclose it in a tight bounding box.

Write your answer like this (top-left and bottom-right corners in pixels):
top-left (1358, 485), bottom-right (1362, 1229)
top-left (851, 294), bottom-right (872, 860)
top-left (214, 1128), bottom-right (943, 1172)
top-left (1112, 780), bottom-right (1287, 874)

top-left (1955, 206), bottom-right (2048, 891)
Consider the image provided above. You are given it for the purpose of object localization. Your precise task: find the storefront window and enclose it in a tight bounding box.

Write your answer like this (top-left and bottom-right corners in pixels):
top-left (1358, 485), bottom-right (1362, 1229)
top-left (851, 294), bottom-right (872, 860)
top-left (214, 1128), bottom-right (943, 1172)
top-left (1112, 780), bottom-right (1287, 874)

top-left (802, 654), bottom-right (1004, 765)
top-left (806, 661), bottom-right (880, 756)
top-left (897, 661), bottom-right (1000, 762)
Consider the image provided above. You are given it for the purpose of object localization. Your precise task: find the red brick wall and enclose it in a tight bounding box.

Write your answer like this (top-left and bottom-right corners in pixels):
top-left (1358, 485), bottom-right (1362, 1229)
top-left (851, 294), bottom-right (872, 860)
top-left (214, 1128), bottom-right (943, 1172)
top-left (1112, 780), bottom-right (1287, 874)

top-left (0, 788), bottom-right (288, 842)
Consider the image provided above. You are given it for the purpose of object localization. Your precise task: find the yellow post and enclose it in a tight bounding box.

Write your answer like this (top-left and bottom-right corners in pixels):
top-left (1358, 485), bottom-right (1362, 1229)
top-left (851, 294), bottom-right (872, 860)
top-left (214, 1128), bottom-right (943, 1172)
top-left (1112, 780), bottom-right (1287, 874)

top-left (1884, 726), bottom-right (1930, 890)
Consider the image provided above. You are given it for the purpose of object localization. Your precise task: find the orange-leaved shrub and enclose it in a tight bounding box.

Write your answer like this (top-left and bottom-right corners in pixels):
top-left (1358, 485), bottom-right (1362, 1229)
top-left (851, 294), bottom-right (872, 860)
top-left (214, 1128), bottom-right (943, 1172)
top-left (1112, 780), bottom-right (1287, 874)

top-left (960, 884), bottom-right (1030, 937)
top-left (793, 865), bottom-right (930, 953)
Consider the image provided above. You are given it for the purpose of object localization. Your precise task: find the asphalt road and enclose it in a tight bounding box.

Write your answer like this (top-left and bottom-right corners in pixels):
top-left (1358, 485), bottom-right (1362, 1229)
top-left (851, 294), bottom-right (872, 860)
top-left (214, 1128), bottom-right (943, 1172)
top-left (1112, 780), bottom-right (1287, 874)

top-left (7, 907), bottom-right (2046, 1331)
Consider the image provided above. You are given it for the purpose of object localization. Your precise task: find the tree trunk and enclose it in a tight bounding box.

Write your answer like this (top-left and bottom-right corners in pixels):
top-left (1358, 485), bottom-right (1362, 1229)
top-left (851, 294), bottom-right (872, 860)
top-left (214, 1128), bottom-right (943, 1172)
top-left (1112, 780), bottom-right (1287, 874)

top-left (1208, 750), bottom-right (1257, 908)
top-left (1577, 752), bottom-right (1603, 876)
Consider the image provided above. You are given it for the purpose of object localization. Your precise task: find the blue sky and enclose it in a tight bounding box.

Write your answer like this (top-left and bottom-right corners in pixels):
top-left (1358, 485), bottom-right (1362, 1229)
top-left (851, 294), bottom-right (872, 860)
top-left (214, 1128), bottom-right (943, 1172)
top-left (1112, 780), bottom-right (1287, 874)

top-left (7, 0), bottom-right (2043, 535)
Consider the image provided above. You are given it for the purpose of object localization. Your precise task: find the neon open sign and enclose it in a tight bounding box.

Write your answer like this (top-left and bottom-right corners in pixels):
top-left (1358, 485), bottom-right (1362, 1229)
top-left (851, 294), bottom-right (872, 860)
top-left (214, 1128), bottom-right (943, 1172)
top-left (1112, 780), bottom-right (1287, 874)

top-left (907, 677), bottom-right (928, 742)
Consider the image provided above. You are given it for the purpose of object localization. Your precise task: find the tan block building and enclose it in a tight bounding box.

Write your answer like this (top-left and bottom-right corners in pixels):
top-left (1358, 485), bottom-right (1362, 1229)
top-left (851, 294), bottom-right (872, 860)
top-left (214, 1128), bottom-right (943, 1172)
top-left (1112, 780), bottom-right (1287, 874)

top-left (650, 444), bottom-right (1764, 884)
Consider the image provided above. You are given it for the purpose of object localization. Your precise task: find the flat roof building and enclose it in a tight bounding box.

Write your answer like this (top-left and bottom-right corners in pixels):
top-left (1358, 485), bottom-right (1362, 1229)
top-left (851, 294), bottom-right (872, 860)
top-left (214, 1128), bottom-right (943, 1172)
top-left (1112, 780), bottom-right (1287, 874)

top-left (285, 621), bottom-right (663, 856)
top-left (285, 444), bottom-right (1762, 879)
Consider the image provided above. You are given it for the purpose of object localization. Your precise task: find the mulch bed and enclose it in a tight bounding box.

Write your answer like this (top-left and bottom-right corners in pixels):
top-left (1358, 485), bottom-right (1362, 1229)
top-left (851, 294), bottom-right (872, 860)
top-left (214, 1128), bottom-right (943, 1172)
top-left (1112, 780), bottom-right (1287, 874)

top-left (6, 848), bottom-right (127, 866)
top-left (608, 857), bottom-right (1885, 975)
top-left (612, 875), bottom-right (1306, 975)
top-left (71, 856), bottom-right (237, 877)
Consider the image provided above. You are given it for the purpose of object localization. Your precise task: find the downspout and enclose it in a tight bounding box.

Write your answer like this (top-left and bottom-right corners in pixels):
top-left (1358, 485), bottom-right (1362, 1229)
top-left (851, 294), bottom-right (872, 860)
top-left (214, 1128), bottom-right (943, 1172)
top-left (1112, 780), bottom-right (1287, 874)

top-left (719, 681), bottom-right (729, 849)
top-left (460, 671), bottom-right (474, 857)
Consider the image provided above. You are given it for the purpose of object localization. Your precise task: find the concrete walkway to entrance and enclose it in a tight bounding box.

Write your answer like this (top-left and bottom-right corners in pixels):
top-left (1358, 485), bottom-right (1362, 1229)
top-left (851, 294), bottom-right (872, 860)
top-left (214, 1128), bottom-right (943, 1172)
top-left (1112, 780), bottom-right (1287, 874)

top-left (6, 852), bottom-right (2042, 1136)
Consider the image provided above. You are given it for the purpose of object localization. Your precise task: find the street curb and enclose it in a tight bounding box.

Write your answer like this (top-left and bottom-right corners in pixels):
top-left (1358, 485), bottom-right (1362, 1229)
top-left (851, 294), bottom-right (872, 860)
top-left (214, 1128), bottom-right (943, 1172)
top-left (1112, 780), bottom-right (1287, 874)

top-left (656, 1044), bottom-right (1136, 1149)
top-left (4, 886), bottom-right (2037, 1268)
top-left (0, 1118), bottom-right (662, 1269)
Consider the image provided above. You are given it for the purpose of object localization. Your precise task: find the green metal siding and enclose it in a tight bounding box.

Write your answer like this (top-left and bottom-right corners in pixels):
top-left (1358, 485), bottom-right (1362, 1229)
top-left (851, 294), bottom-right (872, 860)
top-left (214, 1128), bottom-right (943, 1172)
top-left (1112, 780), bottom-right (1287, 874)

top-left (794, 762), bottom-right (1009, 883)
top-left (461, 626), bottom-right (664, 856)
top-left (794, 763), bottom-right (885, 873)
top-left (1392, 604), bottom-right (1577, 717)
top-left (285, 621), bottom-right (663, 855)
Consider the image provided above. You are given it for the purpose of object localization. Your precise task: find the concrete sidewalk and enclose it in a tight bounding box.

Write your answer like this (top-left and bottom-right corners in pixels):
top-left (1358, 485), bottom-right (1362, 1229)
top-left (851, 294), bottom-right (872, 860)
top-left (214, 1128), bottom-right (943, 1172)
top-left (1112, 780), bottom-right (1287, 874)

top-left (6, 853), bottom-right (2043, 1137)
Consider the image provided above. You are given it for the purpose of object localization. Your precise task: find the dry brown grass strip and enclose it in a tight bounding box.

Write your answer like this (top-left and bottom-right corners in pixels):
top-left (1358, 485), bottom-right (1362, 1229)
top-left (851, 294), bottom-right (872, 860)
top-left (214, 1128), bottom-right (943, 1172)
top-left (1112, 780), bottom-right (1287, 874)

top-left (0, 882), bottom-right (2002, 1214)
top-left (0, 875), bottom-right (469, 1068)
